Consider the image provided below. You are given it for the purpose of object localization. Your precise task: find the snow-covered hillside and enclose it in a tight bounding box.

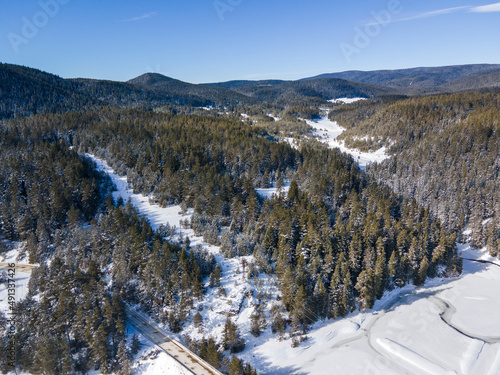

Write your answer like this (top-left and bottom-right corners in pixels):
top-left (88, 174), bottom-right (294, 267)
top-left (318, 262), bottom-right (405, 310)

top-left (89, 155), bottom-right (500, 375)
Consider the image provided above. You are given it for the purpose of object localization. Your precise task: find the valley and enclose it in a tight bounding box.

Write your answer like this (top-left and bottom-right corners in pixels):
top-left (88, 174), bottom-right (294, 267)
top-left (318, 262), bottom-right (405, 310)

top-left (0, 62), bottom-right (499, 375)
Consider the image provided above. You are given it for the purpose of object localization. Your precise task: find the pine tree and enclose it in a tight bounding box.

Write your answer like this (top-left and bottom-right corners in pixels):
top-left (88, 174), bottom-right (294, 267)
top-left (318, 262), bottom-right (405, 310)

top-left (223, 318), bottom-right (245, 353)
top-left (355, 269), bottom-right (375, 311)
top-left (205, 338), bottom-right (221, 368)
top-left (388, 250), bottom-right (397, 279)
top-left (229, 355), bottom-right (243, 375)
top-left (116, 340), bottom-right (133, 375)
top-left (131, 334), bottom-right (141, 355)
top-left (414, 256), bottom-right (429, 286)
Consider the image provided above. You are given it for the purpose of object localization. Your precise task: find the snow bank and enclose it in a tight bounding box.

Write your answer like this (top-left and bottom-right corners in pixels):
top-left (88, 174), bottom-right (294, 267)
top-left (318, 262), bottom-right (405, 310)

top-left (376, 338), bottom-right (457, 375)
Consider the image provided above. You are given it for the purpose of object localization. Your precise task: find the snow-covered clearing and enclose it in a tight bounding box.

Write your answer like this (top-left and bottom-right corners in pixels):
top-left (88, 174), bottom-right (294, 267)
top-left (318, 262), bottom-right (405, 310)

top-left (256, 182), bottom-right (291, 199)
top-left (328, 97), bottom-right (367, 104)
top-left (305, 115), bottom-right (389, 169)
top-left (0, 244), bottom-right (33, 316)
top-left (88, 155), bottom-right (500, 375)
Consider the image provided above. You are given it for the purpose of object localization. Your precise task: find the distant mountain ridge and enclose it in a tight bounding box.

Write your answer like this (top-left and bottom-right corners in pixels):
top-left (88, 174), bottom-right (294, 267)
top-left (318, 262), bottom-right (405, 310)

top-left (2, 62), bottom-right (500, 120)
top-left (301, 64), bottom-right (500, 90)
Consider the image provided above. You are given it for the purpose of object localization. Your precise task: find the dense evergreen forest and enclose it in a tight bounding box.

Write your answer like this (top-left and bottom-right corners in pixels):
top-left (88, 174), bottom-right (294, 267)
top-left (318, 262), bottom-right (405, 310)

top-left (0, 108), bottom-right (461, 374)
top-left (5, 62), bottom-right (499, 374)
top-left (329, 93), bottom-right (500, 256)
top-left (0, 117), bottom-right (216, 373)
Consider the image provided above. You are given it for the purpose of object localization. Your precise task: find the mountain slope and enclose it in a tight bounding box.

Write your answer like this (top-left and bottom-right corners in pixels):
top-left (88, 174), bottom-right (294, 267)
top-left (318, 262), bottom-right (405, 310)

top-left (213, 78), bottom-right (396, 105)
top-left (303, 64), bottom-right (500, 92)
top-left (328, 92), bottom-right (500, 256)
top-left (0, 63), bottom-right (103, 119)
top-left (0, 64), bottom-right (261, 120)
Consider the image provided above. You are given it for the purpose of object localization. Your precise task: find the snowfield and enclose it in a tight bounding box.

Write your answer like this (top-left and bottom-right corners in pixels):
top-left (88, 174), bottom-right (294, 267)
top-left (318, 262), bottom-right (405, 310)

top-left (87, 155), bottom-right (500, 375)
top-left (305, 115), bottom-right (389, 169)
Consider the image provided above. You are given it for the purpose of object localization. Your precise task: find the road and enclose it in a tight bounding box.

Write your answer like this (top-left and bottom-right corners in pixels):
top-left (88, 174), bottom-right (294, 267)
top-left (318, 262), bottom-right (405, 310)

top-left (125, 306), bottom-right (224, 375)
top-left (0, 262), bottom-right (38, 273)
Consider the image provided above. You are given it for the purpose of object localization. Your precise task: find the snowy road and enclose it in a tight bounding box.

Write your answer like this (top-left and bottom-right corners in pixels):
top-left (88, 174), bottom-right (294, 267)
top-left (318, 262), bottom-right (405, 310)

top-left (125, 306), bottom-right (223, 375)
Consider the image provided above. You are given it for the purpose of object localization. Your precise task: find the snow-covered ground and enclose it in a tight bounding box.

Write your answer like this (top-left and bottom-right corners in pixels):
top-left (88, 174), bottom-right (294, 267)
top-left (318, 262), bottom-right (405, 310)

top-left (267, 114), bottom-right (281, 122)
top-left (305, 116), bottom-right (389, 169)
top-left (328, 97), bottom-right (367, 104)
top-left (89, 155), bottom-right (281, 374)
top-left (256, 182), bottom-right (291, 199)
top-left (0, 244), bottom-right (32, 316)
top-left (236, 244), bottom-right (500, 375)
top-left (88, 155), bottom-right (500, 375)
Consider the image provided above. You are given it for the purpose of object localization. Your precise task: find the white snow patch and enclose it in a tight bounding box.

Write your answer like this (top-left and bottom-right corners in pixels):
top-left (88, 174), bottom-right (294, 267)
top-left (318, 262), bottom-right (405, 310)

top-left (482, 218), bottom-right (493, 226)
top-left (0, 270), bottom-right (30, 316)
top-left (0, 245), bottom-right (33, 316)
top-left (305, 116), bottom-right (389, 168)
top-left (282, 137), bottom-right (300, 150)
top-left (134, 351), bottom-right (193, 375)
top-left (328, 97), bottom-right (367, 104)
top-left (267, 113), bottom-right (281, 122)
top-left (460, 340), bottom-right (484, 374)
top-left (256, 182), bottom-right (291, 199)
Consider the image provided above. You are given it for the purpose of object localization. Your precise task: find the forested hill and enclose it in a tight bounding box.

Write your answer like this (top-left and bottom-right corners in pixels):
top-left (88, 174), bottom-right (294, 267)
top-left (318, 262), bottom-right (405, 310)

top-left (126, 73), bottom-right (259, 107)
top-left (212, 78), bottom-right (394, 106)
top-left (0, 63), bottom-right (401, 120)
top-left (329, 92), bottom-right (500, 257)
top-left (304, 64), bottom-right (500, 92)
top-left (0, 63), bottom-right (103, 119)
top-left (4, 62), bottom-right (500, 121)
top-left (0, 63), bottom-right (258, 119)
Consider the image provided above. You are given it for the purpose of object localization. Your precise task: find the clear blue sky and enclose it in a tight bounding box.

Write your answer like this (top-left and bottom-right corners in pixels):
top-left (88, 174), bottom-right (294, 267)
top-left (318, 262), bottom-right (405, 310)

top-left (1, 0), bottom-right (499, 83)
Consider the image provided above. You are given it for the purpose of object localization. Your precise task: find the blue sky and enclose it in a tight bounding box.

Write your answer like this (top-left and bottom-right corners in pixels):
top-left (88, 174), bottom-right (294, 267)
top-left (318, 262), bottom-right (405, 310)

top-left (1, 0), bottom-right (499, 83)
